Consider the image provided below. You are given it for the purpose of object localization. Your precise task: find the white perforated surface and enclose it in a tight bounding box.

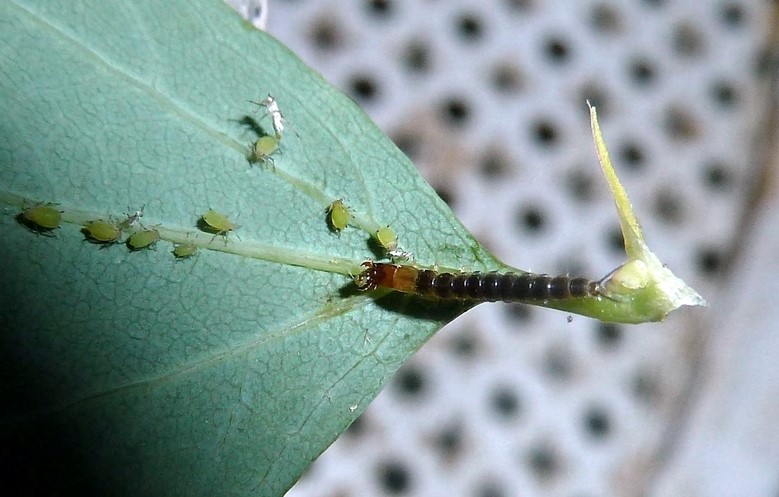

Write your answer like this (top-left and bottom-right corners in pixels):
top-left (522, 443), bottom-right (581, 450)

top-left (227, 1), bottom-right (778, 496)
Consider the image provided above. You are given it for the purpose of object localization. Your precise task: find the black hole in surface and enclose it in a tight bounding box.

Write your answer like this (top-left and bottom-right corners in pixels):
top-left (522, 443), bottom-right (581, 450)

top-left (620, 141), bottom-right (645, 170)
top-left (309, 19), bottom-right (342, 50)
top-left (584, 406), bottom-right (611, 439)
top-left (664, 106), bottom-right (700, 141)
top-left (641, 0), bottom-right (666, 7)
top-left (754, 45), bottom-right (778, 78)
top-left (596, 323), bottom-right (623, 348)
top-left (543, 347), bottom-right (572, 381)
top-left (628, 57), bottom-right (657, 87)
top-left (434, 424), bottom-right (463, 460)
top-left (491, 386), bottom-right (521, 419)
top-left (440, 97), bottom-right (471, 127)
top-left (366, 0), bottom-right (393, 17)
top-left (703, 161), bottom-right (734, 191)
top-left (349, 75), bottom-right (379, 102)
top-left (378, 460), bottom-right (412, 494)
top-left (345, 413), bottom-right (367, 437)
top-left (697, 247), bottom-right (724, 277)
top-left (505, 303), bottom-right (533, 324)
top-left (477, 481), bottom-right (506, 497)
top-left (391, 131), bottom-right (421, 160)
top-left (435, 186), bottom-right (456, 208)
top-left (590, 3), bottom-right (623, 34)
top-left (457, 13), bottom-right (484, 41)
top-left (607, 225), bottom-right (625, 254)
top-left (580, 83), bottom-right (609, 119)
top-left (654, 189), bottom-right (683, 224)
top-left (672, 23), bottom-right (705, 57)
top-left (450, 331), bottom-right (479, 358)
top-left (480, 152), bottom-right (509, 179)
top-left (504, 0), bottom-right (534, 12)
top-left (632, 370), bottom-right (660, 404)
top-left (566, 169), bottom-right (595, 202)
top-left (531, 120), bottom-right (560, 147)
top-left (721, 3), bottom-right (745, 28)
top-left (394, 365), bottom-right (426, 398)
top-left (543, 36), bottom-right (571, 64)
top-left (491, 63), bottom-right (523, 93)
top-left (527, 445), bottom-right (560, 480)
top-left (403, 40), bottom-right (430, 72)
top-left (517, 206), bottom-right (546, 234)
top-left (711, 80), bottom-right (739, 109)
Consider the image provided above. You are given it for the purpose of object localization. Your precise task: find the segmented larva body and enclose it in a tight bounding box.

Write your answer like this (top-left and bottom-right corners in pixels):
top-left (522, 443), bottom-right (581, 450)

top-left (354, 262), bottom-right (601, 302)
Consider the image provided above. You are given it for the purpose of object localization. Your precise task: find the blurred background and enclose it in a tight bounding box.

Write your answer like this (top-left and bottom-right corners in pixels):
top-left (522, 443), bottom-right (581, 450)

top-left (228, 1), bottom-right (779, 496)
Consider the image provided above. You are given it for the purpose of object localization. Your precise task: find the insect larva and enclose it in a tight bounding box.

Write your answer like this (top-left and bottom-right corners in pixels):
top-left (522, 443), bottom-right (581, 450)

top-left (354, 262), bottom-right (601, 302)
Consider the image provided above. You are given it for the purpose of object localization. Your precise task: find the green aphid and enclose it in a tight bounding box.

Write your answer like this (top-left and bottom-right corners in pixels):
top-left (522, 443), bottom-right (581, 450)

top-left (375, 225), bottom-right (412, 260)
top-left (250, 135), bottom-right (280, 166)
top-left (126, 228), bottom-right (160, 251)
top-left (200, 210), bottom-right (238, 237)
top-left (83, 219), bottom-right (122, 245)
top-left (326, 199), bottom-right (350, 232)
top-left (18, 203), bottom-right (62, 236)
top-left (375, 225), bottom-right (398, 251)
top-left (172, 242), bottom-right (197, 259)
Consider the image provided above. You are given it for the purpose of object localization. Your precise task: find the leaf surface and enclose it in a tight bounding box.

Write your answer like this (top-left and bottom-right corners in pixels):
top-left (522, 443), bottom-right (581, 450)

top-left (0, 2), bottom-right (495, 496)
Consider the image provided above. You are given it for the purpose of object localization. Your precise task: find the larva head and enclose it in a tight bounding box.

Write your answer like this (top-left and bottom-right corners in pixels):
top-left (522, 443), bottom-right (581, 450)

top-left (326, 199), bottom-right (350, 232)
top-left (354, 261), bottom-right (382, 291)
top-left (201, 210), bottom-right (237, 235)
top-left (127, 228), bottom-right (160, 251)
top-left (83, 219), bottom-right (122, 244)
top-left (172, 242), bottom-right (197, 259)
top-left (19, 203), bottom-right (62, 233)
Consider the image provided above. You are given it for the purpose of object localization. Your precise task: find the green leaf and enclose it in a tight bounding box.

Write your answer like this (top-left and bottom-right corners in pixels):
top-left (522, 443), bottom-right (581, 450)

top-left (0, 2), bottom-right (494, 496)
top-left (0, 1), bottom-right (705, 496)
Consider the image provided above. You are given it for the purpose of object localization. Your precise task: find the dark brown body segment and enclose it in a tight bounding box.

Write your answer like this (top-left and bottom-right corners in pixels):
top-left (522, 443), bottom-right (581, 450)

top-left (355, 262), bottom-right (599, 301)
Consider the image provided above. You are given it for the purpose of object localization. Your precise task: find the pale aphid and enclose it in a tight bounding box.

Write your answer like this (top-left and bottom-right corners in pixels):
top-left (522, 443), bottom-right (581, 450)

top-left (119, 205), bottom-right (145, 230)
top-left (250, 134), bottom-right (280, 166)
top-left (251, 94), bottom-right (285, 138)
top-left (18, 203), bottom-right (63, 236)
top-left (83, 219), bottom-right (122, 245)
top-left (326, 199), bottom-right (350, 232)
top-left (172, 242), bottom-right (198, 259)
top-left (126, 227), bottom-right (160, 251)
